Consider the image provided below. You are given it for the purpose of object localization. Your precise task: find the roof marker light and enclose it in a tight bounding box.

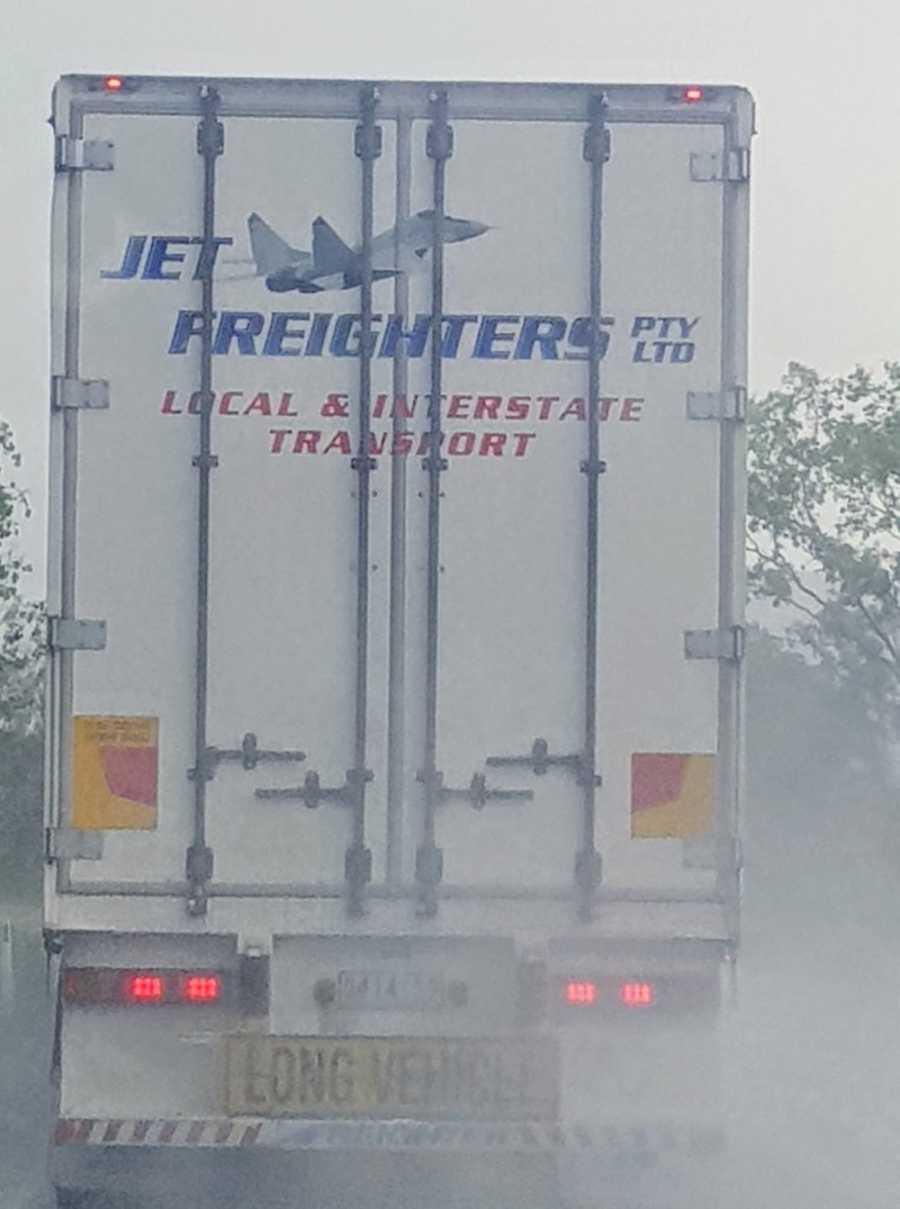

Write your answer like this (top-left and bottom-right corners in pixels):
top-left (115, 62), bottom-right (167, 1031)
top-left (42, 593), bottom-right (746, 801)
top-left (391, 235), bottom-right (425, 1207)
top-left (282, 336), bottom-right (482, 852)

top-left (682, 86), bottom-right (705, 103)
top-left (103, 76), bottom-right (125, 92)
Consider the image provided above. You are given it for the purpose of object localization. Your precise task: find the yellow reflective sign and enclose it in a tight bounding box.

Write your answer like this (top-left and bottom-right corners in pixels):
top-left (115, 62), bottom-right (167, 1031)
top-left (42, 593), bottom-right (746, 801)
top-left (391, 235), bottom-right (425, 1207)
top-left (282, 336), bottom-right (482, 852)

top-left (225, 1035), bottom-right (559, 1120)
top-left (72, 715), bottom-right (159, 830)
top-left (631, 752), bottom-right (715, 839)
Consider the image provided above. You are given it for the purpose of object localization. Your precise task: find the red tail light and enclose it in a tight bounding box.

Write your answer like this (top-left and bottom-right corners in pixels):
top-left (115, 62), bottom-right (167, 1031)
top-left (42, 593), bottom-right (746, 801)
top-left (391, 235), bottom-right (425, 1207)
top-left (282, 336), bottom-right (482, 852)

top-left (182, 974), bottom-right (221, 1003)
top-left (126, 974), bottom-right (165, 1003)
top-left (564, 979), bottom-right (598, 1006)
top-left (63, 968), bottom-right (226, 1006)
top-left (620, 981), bottom-right (655, 1007)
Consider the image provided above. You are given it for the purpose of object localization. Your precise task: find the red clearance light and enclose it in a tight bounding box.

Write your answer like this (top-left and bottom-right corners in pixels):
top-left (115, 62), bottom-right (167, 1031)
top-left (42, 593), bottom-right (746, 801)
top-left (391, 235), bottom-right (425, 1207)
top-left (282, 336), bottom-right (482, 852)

top-left (681, 86), bottom-right (705, 103)
top-left (103, 76), bottom-right (125, 92)
top-left (620, 981), bottom-right (655, 1007)
top-left (564, 979), bottom-right (598, 1006)
top-left (182, 974), bottom-right (221, 1003)
top-left (126, 974), bottom-right (165, 1003)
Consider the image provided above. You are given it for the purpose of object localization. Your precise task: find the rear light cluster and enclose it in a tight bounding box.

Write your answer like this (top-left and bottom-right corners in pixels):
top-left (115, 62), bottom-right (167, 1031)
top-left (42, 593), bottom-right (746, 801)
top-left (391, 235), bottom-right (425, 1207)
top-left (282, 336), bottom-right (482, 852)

top-left (561, 970), bottom-right (720, 1015)
top-left (563, 978), bottom-right (656, 1009)
top-left (63, 968), bottom-right (224, 1006)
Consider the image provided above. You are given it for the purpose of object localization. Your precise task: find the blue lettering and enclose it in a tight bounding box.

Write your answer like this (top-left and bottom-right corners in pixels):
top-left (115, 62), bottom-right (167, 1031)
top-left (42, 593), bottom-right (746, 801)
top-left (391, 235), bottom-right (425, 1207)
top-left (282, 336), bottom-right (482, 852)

top-left (671, 341), bottom-right (695, 363)
top-left (330, 314), bottom-right (380, 357)
top-left (630, 315), bottom-right (657, 337)
top-left (473, 315), bottom-right (519, 359)
top-left (143, 236), bottom-right (193, 280)
top-left (262, 312), bottom-right (309, 356)
top-left (305, 312), bottom-right (331, 356)
top-left (514, 315), bottom-right (566, 360)
top-left (100, 235), bottom-right (146, 280)
top-left (194, 236), bottom-right (234, 280)
top-left (441, 315), bottom-right (478, 358)
top-left (213, 312), bottom-right (264, 355)
top-left (168, 309), bottom-right (208, 355)
top-left (565, 316), bottom-right (611, 361)
top-left (379, 313), bottom-right (432, 358)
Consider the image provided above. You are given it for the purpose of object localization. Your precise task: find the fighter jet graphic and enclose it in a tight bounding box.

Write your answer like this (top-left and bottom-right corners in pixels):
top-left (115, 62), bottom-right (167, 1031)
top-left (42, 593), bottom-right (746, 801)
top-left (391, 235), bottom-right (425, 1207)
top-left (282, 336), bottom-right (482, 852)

top-left (226, 209), bottom-right (490, 294)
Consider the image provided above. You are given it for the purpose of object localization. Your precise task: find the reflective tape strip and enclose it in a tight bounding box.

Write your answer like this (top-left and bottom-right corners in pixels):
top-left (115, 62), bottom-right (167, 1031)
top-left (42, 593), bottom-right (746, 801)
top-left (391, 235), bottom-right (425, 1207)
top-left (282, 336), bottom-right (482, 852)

top-left (55, 1119), bottom-right (250, 1148)
top-left (53, 1118), bottom-right (725, 1156)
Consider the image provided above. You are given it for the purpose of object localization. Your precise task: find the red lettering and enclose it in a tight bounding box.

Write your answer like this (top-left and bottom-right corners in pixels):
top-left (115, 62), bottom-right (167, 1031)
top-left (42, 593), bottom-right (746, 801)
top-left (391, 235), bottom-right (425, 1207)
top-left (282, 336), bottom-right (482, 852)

top-left (244, 392), bottom-right (272, 417)
top-left (559, 398), bottom-right (586, 421)
top-left (621, 397), bottom-right (644, 421)
top-left (448, 431), bottom-right (475, 456)
top-left (322, 393), bottom-right (349, 418)
top-left (187, 391), bottom-right (205, 415)
top-left (394, 395), bottom-right (417, 419)
top-left (323, 430), bottom-right (352, 455)
top-left (598, 397), bottom-right (615, 421)
top-left (161, 390), bottom-right (181, 415)
top-left (448, 394), bottom-right (472, 419)
top-left (507, 396), bottom-right (530, 420)
top-left (393, 432), bottom-right (414, 456)
top-left (474, 395), bottom-right (501, 420)
top-left (373, 393), bottom-right (389, 419)
top-left (219, 391), bottom-right (242, 416)
top-left (479, 433), bottom-right (507, 457)
top-left (269, 428), bottom-right (292, 454)
top-left (537, 395), bottom-right (559, 420)
top-left (369, 431), bottom-right (388, 455)
top-left (512, 432), bottom-right (537, 458)
top-left (292, 430), bottom-right (321, 454)
top-left (277, 393), bottom-right (298, 417)
top-left (417, 431), bottom-right (446, 456)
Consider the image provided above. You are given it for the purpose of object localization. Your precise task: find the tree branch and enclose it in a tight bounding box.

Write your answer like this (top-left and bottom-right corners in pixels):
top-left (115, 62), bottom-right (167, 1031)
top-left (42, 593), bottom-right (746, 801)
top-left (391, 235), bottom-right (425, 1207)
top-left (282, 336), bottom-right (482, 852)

top-left (855, 597), bottom-right (900, 674)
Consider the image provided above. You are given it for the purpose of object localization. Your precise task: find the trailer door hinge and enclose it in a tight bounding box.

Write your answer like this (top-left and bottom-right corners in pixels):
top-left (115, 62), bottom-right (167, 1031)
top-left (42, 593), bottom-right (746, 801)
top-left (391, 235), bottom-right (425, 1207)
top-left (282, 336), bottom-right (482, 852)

top-left (46, 827), bottom-right (104, 862)
top-left (690, 148), bottom-right (749, 182)
top-left (687, 387), bottom-right (747, 421)
top-left (684, 626), bottom-right (745, 661)
top-left (56, 136), bottom-right (115, 172)
top-left (51, 376), bottom-right (110, 411)
top-left (48, 618), bottom-right (107, 651)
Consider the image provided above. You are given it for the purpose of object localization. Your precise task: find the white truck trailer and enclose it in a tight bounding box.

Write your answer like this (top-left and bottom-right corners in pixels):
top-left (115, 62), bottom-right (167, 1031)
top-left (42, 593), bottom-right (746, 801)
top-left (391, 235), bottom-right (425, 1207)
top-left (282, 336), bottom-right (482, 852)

top-left (45, 74), bottom-right (752, 1209)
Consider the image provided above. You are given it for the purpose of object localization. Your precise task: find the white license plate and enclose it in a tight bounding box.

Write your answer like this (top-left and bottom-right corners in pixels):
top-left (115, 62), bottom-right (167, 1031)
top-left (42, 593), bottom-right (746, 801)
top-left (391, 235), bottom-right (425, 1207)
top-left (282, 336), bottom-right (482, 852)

top-left (336, 969), bottom-right (448, 1010)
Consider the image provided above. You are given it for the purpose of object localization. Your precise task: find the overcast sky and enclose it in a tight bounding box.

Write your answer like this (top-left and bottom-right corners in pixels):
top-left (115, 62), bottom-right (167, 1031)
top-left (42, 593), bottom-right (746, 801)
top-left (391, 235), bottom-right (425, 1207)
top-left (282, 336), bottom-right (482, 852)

top-left (2, 0), bottom-right (899, 583)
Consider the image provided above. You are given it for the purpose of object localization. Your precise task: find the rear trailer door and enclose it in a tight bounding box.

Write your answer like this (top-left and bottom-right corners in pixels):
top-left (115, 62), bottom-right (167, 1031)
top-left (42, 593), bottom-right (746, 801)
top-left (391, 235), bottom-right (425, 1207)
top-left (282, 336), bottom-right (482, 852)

top-left (47, 79), bottom-right (749, 935)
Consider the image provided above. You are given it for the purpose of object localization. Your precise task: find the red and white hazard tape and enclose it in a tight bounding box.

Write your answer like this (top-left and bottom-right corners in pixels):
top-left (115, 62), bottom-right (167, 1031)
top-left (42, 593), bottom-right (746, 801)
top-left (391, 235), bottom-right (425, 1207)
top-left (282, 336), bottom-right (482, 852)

top-left (55, 1118), bottom-right (263, 1147)
top-left (55, 1117), bottom-right (725, 1156)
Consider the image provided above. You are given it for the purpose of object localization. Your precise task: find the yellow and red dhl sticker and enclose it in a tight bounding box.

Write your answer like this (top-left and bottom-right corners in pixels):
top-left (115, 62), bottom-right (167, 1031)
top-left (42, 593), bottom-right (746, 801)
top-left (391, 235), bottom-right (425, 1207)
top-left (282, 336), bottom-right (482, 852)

top-left (72, 715), bottom-right (159, 830)
top-left (631, 753), bottom-right (715, 839)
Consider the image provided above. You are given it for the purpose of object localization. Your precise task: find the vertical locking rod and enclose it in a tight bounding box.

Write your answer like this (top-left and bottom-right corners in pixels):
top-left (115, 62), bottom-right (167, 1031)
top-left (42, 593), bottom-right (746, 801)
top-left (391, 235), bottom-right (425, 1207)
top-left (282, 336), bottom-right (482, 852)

top-left (346, 85), bottom-right (381, 914)
top-left (386, 115), bottom-right (412, 885)
top-left (577, 93), bottom-right (610, 921)
top-left (186, 85), bottom-right (223, 917)
top-left (416, 91), bottom-right (453, 916)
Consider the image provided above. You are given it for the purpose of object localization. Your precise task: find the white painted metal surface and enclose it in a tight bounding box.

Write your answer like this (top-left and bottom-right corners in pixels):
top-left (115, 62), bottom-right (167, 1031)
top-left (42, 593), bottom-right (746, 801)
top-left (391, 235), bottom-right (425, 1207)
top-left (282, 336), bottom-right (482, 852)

top-left (46, 77), bottom-right (750, 942)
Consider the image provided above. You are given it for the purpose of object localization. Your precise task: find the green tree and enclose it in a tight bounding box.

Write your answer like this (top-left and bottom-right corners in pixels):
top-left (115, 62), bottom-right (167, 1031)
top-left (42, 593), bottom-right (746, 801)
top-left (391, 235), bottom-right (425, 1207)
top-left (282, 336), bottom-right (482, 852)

top-left (0, 420), bottom-right (43, 897)
top-left (747, 362), bottom-right (900, 734)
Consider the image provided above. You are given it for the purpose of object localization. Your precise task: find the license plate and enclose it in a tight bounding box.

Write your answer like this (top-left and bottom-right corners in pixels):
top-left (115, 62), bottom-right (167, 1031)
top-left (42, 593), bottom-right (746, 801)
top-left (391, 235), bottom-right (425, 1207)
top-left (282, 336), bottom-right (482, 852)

top-left (335, 969), bottom-right (447, 1010)
top-left (225, 1035), bottom-right (558, 1120)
